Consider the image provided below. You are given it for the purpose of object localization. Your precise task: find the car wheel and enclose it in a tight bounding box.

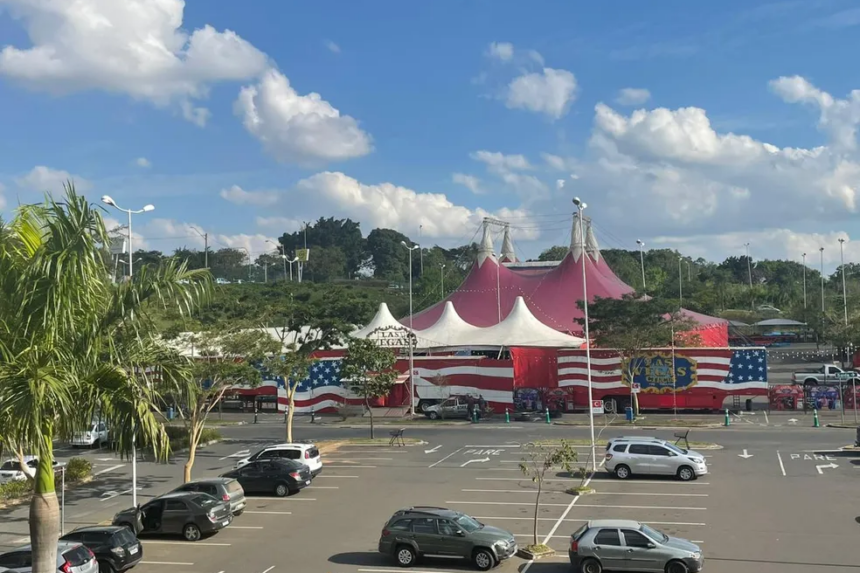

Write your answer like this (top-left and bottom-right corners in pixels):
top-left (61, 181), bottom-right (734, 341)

top-left (472, 548), bottom-right (495, 571)
top-left (666, 559), bottom-right (690, 573)
top-left (677, 466), bottom-right (695, 481)
top-left (98, 560), bottom-right (116, 573)
top-left (580, 557), bottom-right (603, 573)
top-left (274, 482), bottom-right (289, 497)
top-left (183, 523), bottom-right (202, 541)
top-left (428, 412), bottom-right (439, 420)
top-left (233, 509), bottom-right (244, 516)
top-left (395, 544), bottom-right (416, 567)
top-left (614, 464), bottom-right (631, 479)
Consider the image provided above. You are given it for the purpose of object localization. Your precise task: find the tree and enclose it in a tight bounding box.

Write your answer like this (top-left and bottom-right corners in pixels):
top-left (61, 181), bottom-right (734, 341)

top-left (536, 245), bottom-right (568, 262)
top-left (0, 187), bottom-right (210, 573)
top-left (366, 228), bottom-right (411, 280)
top-left (263, 345), bottom-right (316, 443)
top-left (576, 294), bottom-right (697, 414)
top-left (279, 217), bottom-right (365, 276)
top-left (180, 329), bottom-right (280, 482)
top-left (519, 441), bottom-right (577, 549)
top-left (305, 245), bottom-right (347, 282)
top-left (210, 248), bottom-right (249, 282)
top-left (341, 337), bottom-right (398, 438)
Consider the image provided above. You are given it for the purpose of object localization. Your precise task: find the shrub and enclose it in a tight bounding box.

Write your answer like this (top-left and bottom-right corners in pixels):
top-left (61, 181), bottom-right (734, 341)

top-left (65, 457), bottom-right (92, 482)
top-left (165, 425), bottom-right (222, 452)
top-left (0, 479), bottom-right (31, 502)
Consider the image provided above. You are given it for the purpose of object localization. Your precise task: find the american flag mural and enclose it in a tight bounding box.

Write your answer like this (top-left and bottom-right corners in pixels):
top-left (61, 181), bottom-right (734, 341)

top-left (408, 357), bottom-right (515, 409)
top-left (558, 348), bottom-right (767, 392)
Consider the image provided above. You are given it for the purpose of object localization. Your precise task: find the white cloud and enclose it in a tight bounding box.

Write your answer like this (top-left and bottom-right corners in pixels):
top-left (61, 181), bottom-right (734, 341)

top-left (615, 88), bottom-right (651, 106)
top-left (235, 68), bottom-right (373, 166)
top-left (135, 157), bottom-right (152, 168)
top-left (0, 182), bottom-right (6, 210)
top-left (219, 184), bottom-right (279, 207)
top-left (470, 150), bottom-right (532, 173)
top-left (770, 75), bottom-right (860, 149)
top-left (255, 216), bottom-right (303, 232)
top-left (325, 40), bottom-right (341, 54)
top-left (486, 42), bottom-right (514, 62)
top-left (293, 171), bottom-right (539, 239)
top-left (452, 173), bottom-right (483, 194)
top-left (123, 217), bottom-right (275, 257)
top-left (0, 0), bottom-right (269, 126)
top-left (15, 166), bottom-right (92, 193)
top-left (505, 68), bottom-right (577, 119)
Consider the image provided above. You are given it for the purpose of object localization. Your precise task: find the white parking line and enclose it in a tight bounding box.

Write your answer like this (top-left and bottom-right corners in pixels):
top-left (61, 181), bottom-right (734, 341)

top-left (446, 501), bottom-right (569, 507)
top-left (260, 566), bottom-right (275, 573)
top-left (472, 516), bottom-right (707, 526)
top-left (141, 561), bottom-right (194, 566)
top-left (777, 451), bottom-right (787, 476)
top-left (465, 444), bottom-right (520, 448)
top-left (324, 465), bottom-right (377, 468)
top-left (316, 475), bottom-right (359, 478)
top-left (307, 486), bottom-right (339, 489)
top-left (587, 480), bottom-right (711, 485)
top-left (575, 504), bottom-right (707, 510)
top-left (358, 568), bottom-right (464, 573)
top-left (461, 489), bottom-right (707, 497)
top-left (94, 464), bottom-right (124, 476)
top-left (229, 526), bottom-right (264, 529)
top-left (247, 497), bottom-right (316, 501)
top-left (143, 541), bottom-right (231, 546)
top-left (325, 457), bottom-right (392, 461)
top-left (429, 447), bottom-right (463, 468)
top-left (244, 511), bottom-right (292, 515)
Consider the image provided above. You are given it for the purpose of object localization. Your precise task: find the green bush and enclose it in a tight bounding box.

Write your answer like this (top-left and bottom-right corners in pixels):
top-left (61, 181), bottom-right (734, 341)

top-left (165, 425), bottom-right (222, 451)
top-left (0, 479), bottom-right (31, 502)
top-left (65, 457), bottom-right (92, 482)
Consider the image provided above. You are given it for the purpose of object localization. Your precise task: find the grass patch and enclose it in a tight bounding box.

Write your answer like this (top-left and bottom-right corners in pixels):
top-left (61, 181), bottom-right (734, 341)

top-left (0, 457), bottom-right (93, 508)
top-left (165, 426), bottom-right (223, 452)
top-left (518, 544), bottom-right (556, 559)
top-left (565, 486), bottom-right (595, 496)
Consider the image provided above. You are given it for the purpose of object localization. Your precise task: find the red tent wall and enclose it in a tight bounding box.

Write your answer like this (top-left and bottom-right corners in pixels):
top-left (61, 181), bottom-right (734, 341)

top-left (511, 347), bottom-right (558, 389)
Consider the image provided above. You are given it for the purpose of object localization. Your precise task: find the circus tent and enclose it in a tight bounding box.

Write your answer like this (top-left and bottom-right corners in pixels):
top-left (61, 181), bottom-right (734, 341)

top-left (406, 215), bottom-right (729, 347)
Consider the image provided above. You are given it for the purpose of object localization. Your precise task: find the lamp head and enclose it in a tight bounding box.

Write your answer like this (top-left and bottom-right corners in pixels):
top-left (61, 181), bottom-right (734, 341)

top-left (839, 238), bottom-right (846, 244)
top-left (636, 239), bottom-right (643, 245)
top-left (101, 195), bottom-right (116, 207)
top-left (572, 196), bottom-right (583, 207)
top-left (142, 204), bottom-right (155, 212)
top-left (820, 247), bottom-right (824, 251)
top-left (401, 240), bottom-right (407, 247)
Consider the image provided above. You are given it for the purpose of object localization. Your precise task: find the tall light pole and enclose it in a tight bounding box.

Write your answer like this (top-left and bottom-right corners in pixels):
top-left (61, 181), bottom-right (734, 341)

top-left (287, 257), bottom-right (299, 282)
top-left (440, 264), bottom-right (446, 296)
top-left (236, 246), bottom-right (251, 282)
top-left (401, 241), bottom-right (420, 417)
top-left (839, 239), bottom-right (849, 326)
top-left (678, 256), bottom-right (683, 308)
top-left (636, 239), bottom-right (646, 292)
top-left (495, 253), bottom-right (502, 324)
top-left (190, 226), bottom-right (208, 268)
top-left (744, 243), bottom-right (753, 310)
top-left (266, 240), bottom-right (287, 281)
top-left (802, 253), bottom-right (807, 310)
top-left (101, 195), bottom-right (154, 508)
top-left (820, 247), bottom-right (825, 313)
top-left (572, 197), bottom-right (597, 471)
top-left (419, 224), bottom-right (424, 276)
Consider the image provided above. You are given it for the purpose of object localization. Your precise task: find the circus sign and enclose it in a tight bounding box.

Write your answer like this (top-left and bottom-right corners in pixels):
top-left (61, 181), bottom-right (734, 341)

top-left (621, 352), bottom-right (698, 393)
top-left (368, 325), bottom-right (416, 349)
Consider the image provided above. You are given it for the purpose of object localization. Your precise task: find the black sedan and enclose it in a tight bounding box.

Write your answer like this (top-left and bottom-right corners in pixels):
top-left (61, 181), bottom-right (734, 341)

top-left (112, 492), bottom-right (232, 542)
top-left (61, 525), bottom-right (142, 573)
top-left (220, 458), bottom-right (311, 497)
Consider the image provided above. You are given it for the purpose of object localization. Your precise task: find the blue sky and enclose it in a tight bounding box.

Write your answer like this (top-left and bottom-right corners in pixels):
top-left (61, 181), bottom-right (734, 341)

top-left (1, 0), bottom-right (860, 269)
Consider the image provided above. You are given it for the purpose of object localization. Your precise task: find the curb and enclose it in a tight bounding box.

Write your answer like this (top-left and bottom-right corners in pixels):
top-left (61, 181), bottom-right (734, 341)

top-left (826, 424), bottom-right (859, 429)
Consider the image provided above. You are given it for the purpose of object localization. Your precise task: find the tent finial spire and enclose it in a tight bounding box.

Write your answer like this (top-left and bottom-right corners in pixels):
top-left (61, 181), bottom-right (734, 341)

top-left (500, 223), bottom-right (516, 263)
top-left (585, 217), bottom-right (600, 261)
top-left (570, 212), bottom-right (586, 261)
top-left (477, 218), bottom-right (496, 267)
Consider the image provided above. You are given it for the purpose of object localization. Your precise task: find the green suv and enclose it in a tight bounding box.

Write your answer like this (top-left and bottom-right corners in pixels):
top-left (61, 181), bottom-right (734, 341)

top-left (378, 506), bottom-right (517, 570)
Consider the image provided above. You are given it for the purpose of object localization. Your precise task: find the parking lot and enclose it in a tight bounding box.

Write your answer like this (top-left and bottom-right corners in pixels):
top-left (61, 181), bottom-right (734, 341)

top-left (3, 423), bottom-right (860, 573)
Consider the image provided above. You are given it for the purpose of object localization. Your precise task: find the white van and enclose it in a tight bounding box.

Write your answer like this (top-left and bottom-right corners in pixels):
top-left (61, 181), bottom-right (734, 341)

top-left (235, 443), bottom-right (323, 476)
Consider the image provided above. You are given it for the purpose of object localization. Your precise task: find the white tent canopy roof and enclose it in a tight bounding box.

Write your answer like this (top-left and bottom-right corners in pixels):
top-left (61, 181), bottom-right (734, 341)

top-left (462, 296), bottom-right (586, 348)
top-left (414, 301), bottom-right (483, 348)
top-left (351, 302), bottom-right (411, 338)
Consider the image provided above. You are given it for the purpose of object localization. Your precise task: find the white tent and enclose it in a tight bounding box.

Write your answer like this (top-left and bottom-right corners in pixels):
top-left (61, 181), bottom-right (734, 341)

top-left (414, 301), bottom-right (483, 348)
top-left (466, 296), bottom-right (586, 348)
top-left (350, 302), bottom-right (413, 339)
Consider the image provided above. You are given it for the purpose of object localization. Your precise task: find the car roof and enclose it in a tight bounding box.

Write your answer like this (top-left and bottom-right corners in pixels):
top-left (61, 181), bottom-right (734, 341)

top-left (392, 506), bottom-right (460, 519)
top-left (156, 491), bottom-right (199, 500)
top-left (12, 540), bottom-right (83, 552)
top-left (609, 436), bottom-right (664, 442)
top-left (68, 525), bottom-right (124, 534)
top-left (588, 519), bottom-right (642, 529)
top-left (262, 442), bottom-right (315, 450)
top-left (185, 477), bottom-right (233, 484)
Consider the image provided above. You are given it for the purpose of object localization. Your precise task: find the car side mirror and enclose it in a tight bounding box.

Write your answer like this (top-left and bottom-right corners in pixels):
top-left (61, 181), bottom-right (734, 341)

top-left (646, 543), bottom-right (656, 549)
top-left (669, 452), bottom-right (677, 457)
top-left (455, 530), bottom-right (465, 537)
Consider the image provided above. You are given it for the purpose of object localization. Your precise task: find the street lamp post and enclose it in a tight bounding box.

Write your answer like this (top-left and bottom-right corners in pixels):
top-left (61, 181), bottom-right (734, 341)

top-left (440, 264), bottom-right (446, 296)
top-left (744, 243), bottom-right (753, 309)
top-left (572, 198), bottom-right (597, 472)
top-left (636, 240), bottom-right (646, 292)
top-left (266, 240), bottom-right (287, 281)
top-left (190, 226), bottom-right (209, 268)
top-left (802, 253), bottom-right (807, 310)
top-left (401, 241), bottom-right (420, 417)
top-left (820, 247), bottom-right (825, 313)
top-left (678, 256), bottom-right (683, 308)
top-left (839, 239), bottom-right (848, 326)
top-left (101, 195), bottom-right (154, 508)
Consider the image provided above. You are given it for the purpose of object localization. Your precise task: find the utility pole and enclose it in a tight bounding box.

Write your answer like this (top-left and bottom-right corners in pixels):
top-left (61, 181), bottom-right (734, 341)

top-left (678, 256), bottom-right (683, 308)
top-left (419, 224), bottom-right (424, 276)
top-left (839, 239), bottom-right (848, 326)
top-left (820, 247), bottom-right (825, 313)
top-left (636, 239), bottom-right (646, 292)
top-left (191, 227), bottom-right (208, 268)
top-left (441, 263), bottom-right (446, 295)
top-left (802, 253), bottom-right (807, 309)
top-left (744, 243), bottom-right (753, 310)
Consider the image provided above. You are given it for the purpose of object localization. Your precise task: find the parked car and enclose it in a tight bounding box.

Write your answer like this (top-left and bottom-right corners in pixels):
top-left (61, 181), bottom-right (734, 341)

top-left (604, 438), bottom-right (707, 481)
top-left (169, 477), bottom-right (247, 515)
top-left (570, 519), bottom-right (703, 573)
top-left (70, 421), bottom-right (109, 448)
top-left (234, 443), bottom-right (322, 476)
top-left (792, 364), bottom-right (859, 385)
top-left (378, 506), bottom-right (517, 571)
top-left (0, 456), bottom-right (65, 484)
top-left (0, 540), bottom-right (98, 573)
top-left (423, 396), bottom-right (490, 420)
top-left (221, 458), bottom-right (311, 497)
top-left (61, 525), bottom-right (142, 573)
top-left (112, 492), bottom-right (231, 542)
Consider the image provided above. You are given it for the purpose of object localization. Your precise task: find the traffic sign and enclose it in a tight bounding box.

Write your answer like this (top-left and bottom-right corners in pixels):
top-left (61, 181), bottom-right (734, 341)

top-left (591, 400), bottom-right (604, 414)
top-left (631, 383), bottom-right (641, 394)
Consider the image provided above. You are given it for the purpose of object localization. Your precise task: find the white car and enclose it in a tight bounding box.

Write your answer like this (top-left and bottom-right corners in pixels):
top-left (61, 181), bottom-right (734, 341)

top-left (0, 456), bottom-right (66, 484)
top-left (235, 443), bottom-right (323, 476)
top-left (70, 421), bottom-right (109, 448)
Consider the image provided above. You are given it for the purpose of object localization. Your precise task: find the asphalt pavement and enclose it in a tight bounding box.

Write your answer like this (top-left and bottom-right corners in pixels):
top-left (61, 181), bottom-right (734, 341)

top-left (2, 420), bottom-right (859, 573)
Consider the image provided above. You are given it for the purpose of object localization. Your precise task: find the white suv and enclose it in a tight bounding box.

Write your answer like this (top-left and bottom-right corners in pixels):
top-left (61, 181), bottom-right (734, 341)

top-left (70, 421), bottom-right (109, 448)
top-left (604, 439), bottom-right (707, 481)
top-left (235, 443), bottom-right (322, 476)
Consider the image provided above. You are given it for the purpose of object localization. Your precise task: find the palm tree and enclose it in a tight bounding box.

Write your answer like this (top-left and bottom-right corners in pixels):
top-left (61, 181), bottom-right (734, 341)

top-left (0, 186), bottom-right (210, 573)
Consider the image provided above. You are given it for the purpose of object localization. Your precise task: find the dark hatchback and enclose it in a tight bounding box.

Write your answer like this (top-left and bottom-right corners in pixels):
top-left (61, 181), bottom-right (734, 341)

top-left (112, 492), bottom-right (232, 542)
top-left (61, 525), bottom-right (142, 573)
top-left (170, 477), bottom-right (247, 515)
top-left (220, 458), bottom-right (311, 497)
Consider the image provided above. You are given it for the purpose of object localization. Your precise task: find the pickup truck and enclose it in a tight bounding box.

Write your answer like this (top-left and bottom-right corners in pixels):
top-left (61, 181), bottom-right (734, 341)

top-left (792, 364), bottom-right (860, 384)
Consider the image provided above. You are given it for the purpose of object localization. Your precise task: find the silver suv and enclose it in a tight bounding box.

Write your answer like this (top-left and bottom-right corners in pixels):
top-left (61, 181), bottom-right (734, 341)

top-left (604, 438), bottom-right (707, 481)
top-left (570, 520), bottom-right (703, 573)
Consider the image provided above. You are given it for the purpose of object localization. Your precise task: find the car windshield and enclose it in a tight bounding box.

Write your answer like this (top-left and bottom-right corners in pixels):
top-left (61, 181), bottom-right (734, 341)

top-left (641, 524), bottom-right (669, 543)
top-left (454, 514), bottom-right (482, 532)
top-left (0, 461), bottom-right (19, 471)
top-left (664, 443), bottom-right (686, 455)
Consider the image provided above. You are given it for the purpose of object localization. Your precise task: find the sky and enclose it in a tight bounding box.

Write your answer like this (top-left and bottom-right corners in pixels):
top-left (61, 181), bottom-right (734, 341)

top-left (1, 0), bottom-right (860, 271)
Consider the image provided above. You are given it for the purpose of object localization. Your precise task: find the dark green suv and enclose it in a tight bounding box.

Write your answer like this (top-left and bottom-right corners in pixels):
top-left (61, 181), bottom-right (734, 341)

top-left (378, 506), bottom-right (517, 570)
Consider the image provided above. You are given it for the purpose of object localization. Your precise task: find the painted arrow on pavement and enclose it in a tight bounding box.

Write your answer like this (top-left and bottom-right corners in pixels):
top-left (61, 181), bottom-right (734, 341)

top-left (788, 419), bottom-right (798, 425)
top-left (424, 445), bottom-right (442, 454)
top-left (816, 463), bottom-right (838, 474)
top-left (738, 449), bottom-right (754, 459)
top-left (461, 458), bottom-right (490, 467)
